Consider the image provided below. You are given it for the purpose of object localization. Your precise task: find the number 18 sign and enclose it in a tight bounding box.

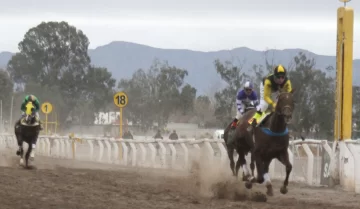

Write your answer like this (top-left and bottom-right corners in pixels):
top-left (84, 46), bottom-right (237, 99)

top-left (113, 92), bottom-right (128, 108)
top-left (113, 92), bottom-right (128, 143)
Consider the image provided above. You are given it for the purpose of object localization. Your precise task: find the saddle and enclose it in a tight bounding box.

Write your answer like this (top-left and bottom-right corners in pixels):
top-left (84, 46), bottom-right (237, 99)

top-left (20, 115), bottom-right (40, 127)
top-left (248, 110), bottom-right (273, 128)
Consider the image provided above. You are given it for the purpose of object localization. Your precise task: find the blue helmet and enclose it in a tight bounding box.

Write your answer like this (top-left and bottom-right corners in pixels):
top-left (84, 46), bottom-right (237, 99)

top-left (243, 81), bottom-right (253, 89)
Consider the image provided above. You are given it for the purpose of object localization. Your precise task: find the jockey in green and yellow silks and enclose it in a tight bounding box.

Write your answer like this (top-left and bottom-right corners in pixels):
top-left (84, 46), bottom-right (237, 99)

top-left (15, 94), bottom-right (43, 158)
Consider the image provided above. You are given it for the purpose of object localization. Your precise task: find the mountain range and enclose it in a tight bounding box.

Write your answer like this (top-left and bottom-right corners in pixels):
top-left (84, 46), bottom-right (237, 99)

top-left (1, 41), bottom-right (359, 94)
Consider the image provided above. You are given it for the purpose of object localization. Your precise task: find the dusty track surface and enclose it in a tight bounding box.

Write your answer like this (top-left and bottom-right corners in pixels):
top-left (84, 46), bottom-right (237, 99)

top-left (0, 153), bottom-right (359, 209)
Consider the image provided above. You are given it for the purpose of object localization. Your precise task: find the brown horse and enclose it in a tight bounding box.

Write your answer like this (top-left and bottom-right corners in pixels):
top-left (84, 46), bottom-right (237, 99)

top-left (223, 107), bottom-right (257, 181)
top-left (245, 89), bottom-right (296, 196)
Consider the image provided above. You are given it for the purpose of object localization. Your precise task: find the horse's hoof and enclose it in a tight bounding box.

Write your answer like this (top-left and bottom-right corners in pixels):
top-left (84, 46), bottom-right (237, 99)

top-left (19, 159), bottom-right (24, 165)
top-left (280, 186), bottom-right (288, 194)
top-left (266, 184), bottom-right (274, 196)
top-left (242, 175), bottom-right (248, 181)
top-left (250, 177), bottom-right (257, 183)
top-left (245, 181), bottom-right (253, 189)
top-left (257, 178), bottom-right (264, 184)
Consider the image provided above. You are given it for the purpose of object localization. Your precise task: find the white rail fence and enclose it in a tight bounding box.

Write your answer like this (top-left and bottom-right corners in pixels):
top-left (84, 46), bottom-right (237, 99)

top-left (0, 134), bottom-right (359, 193)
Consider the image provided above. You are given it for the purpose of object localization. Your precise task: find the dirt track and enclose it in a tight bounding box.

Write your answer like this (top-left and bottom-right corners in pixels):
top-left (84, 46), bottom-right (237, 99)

top-left (0, 154), bottom-right (359, 209)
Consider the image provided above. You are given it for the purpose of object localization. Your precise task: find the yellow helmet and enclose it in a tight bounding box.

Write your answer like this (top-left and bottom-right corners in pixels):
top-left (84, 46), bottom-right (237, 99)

top-left (273, 65), bottom-right (287, 77)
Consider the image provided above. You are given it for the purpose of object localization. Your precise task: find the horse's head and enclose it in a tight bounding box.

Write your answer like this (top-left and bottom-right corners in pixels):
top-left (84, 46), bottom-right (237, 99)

top-left (275, 88), bottom-right (296, 124)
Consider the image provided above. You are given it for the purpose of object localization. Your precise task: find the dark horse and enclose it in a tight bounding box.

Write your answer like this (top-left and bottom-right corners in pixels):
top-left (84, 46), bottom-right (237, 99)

top-left (245, 89), bottom-right (296, 196)
top-left (14, 101), bottom-right (41, 168)
top-left (223, 106), bottom-right (256, 181)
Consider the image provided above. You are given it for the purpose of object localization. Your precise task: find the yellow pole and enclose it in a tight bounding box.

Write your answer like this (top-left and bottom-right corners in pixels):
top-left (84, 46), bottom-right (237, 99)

top-left (120, 107), bottom-right (123, 138)
top-left (55, 112), bottom-right (57, 134)
top-left (72, 140), bottom-right (75, 159)
top-left (334, 6), bottom-right (354, 141)
top-left (49, 112), bottom-right (52, 134)
top-left (119, 108), bottom-right (123, 161)
top-left (45, 113), bottom-right (48, 135)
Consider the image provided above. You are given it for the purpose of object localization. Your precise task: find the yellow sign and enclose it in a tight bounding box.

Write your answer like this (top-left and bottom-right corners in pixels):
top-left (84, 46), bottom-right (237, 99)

top-left (113, 92), bottom-right (128, 108)
top-left (41, 102), bottom-right (53, 114)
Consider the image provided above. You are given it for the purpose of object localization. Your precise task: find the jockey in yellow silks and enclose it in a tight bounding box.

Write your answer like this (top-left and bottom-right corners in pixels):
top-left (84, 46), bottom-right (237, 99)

top-left (247, 64), bottom-right (292, 131)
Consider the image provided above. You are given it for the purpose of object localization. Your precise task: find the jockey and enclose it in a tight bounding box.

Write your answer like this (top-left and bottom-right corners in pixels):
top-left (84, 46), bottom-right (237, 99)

top-left (247, 64), bottom-right (292, 131)
top-left (15, 94), bottom-right (43, 158)
top-left (17, 94), bottom-right (43, 130)
top-left (231, 80), bottom-right (259, 129)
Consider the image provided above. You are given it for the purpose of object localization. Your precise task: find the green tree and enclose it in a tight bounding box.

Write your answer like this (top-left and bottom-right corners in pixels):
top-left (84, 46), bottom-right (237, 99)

top-left (8, 21), bottom-right (90, 87)
top-left (0, 69), bottom-right (14, 118)
top-left (196, 95), bottom-right (211, 110)
top-left (118, 60), bottom-right (189, 130)
top-left (6, 21), bottom-right (115, 126)
top-left (288, 52), bottom-right (335, 138)
top-left (213, 59), bottom-right (249, 126)
top-left (83, 66), bottom-right (116, 111)
top-left (179, 84), bottom-right (197, 114)
top-left (353, 86), bottom-right (360, 137)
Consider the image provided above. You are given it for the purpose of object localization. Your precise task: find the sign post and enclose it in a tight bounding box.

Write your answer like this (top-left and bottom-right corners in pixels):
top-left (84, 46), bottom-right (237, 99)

top-left (334, 0), bottom-right (354, 141)
top-left (41, 102), bottom-right (53, 135)
top-left (113, 92), bottom-right (128, 138)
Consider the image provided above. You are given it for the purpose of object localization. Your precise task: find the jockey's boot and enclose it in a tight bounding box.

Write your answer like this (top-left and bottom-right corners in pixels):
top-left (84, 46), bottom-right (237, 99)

top-left (231, 118), bottom-right (238, 129)
top-left (247, 111), bottom-right (262, 132)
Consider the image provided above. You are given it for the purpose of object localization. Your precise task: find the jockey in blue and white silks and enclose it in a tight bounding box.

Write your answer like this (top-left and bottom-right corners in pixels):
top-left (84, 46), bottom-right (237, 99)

top-left (231, 81), bottom-right (259, 129)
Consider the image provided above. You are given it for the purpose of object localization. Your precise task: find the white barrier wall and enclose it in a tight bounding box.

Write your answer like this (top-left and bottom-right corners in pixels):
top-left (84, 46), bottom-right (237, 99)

top-left (0, 134), bottom-right (359, 193)
top-left (331, 140), bottom-right (360, 193)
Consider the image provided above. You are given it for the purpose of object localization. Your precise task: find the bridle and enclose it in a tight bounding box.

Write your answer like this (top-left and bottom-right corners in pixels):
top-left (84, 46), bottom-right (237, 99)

top-left (275, 92), bottom-right (294, 117)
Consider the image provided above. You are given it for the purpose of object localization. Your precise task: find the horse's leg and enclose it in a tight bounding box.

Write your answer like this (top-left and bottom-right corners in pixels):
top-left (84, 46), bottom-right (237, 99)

top-left (30, 135), bottom-right (38, 160)
top-left (227, 147), bottom-right (236, 176)
top-left (249, 149), bottom-right (256, 183)
top-left (235, 153), bottom-right (242, 178)
top-left (245, 148), bottom-right (264, 189)
top-left (19, 147), bottom-right (24, 166)
top-left (235, 148), bottom-right (248, 180)
top-left (277, 150), bottom-right (292, 194)
top-left (25, 143), bottom-right (32, 168)
top-left (254, 149), bottom-right (265, 184)
top-left (15, 131), bottom-right (22, 156)
top-left (262, 159), bottom-right (274, 196)
top-left (244, 133), bottom-right (256, 183)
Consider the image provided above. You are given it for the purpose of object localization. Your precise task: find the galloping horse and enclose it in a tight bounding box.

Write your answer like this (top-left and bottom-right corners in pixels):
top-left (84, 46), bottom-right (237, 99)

top-left (14, 101), bottom-right (41, 168)
top-left (245, 89), bottom-right (296, 196)
top-left (223, 105), bottom-right (256, 181)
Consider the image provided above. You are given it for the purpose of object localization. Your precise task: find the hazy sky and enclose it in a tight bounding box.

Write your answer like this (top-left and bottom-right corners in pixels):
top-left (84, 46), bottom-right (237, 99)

top-left (0, 0), bottom-right (359, 58)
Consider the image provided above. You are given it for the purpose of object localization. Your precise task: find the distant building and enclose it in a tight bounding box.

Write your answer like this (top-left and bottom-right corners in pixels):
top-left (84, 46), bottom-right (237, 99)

top-left (94, 111), bottom-right (120, 125)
